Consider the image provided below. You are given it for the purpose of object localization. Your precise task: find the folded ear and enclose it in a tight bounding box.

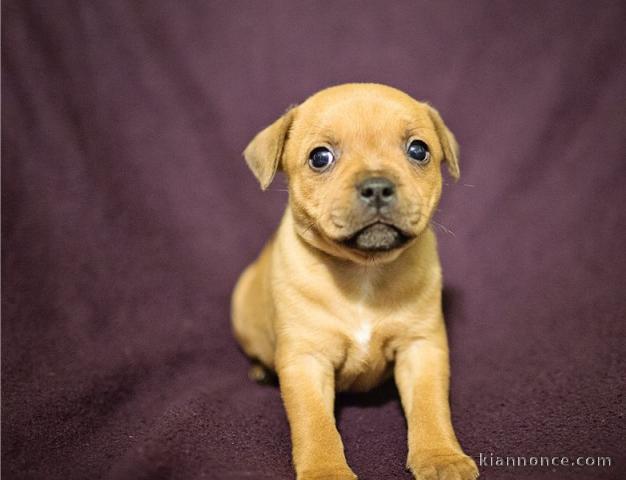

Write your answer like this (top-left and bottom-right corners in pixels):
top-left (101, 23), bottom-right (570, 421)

top-left (243, 107), bottom-right (297, 190)
top-left (427, 106), bottom-right (460, 180)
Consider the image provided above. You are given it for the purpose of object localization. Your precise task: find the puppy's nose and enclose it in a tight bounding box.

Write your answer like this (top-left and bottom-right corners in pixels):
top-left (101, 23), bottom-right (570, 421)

top-left (358, 177), bottom-right (396, 208)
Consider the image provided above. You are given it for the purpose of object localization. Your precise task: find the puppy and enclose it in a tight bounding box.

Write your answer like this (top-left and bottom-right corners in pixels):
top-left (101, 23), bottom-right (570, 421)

top-left (232, 84), bottom-right (478, 480)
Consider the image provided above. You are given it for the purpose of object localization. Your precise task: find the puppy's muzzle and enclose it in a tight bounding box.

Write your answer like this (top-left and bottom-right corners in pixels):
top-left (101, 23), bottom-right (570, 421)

top-left (336, 176), bottom-right (412, 252)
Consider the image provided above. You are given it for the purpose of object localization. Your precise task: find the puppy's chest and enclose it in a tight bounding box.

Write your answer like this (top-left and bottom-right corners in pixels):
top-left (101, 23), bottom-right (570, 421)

top-left (334, 311), bottom-right (396, 392)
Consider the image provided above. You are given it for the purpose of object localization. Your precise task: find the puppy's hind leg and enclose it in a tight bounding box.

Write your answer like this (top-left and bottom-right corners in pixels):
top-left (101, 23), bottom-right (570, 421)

top-left (231, 257), bottom-right (276, 371)
top-left (248, 362), bottom-right (277, 385)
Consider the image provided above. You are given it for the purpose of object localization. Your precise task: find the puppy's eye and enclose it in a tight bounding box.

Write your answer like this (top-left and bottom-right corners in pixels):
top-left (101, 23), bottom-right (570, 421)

top-left (407, 140), bottom-right (430, 164)
top-left (308, 147), bottom-right (335, 172)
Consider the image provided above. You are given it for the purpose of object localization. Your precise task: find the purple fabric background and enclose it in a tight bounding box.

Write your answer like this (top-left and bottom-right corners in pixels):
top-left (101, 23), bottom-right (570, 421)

top-left (3, 1), bottom-right (625, 479)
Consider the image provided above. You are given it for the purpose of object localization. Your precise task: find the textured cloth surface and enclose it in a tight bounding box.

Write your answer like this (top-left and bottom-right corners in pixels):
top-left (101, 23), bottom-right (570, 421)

top-left (2, 1), bottom-right (625, 479)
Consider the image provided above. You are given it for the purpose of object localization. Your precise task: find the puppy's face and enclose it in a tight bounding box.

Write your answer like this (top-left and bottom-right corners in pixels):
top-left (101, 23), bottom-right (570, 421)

top-left (245, 84), bottom-right (459, 264)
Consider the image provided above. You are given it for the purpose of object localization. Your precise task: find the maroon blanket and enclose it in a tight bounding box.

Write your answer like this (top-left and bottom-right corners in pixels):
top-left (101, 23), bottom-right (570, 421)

top-left (3, 1), bottom-right (625, 479)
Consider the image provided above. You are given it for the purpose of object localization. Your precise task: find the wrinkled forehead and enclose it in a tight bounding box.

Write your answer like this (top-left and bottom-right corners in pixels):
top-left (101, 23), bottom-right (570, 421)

top-left (292, 91), bottom-right (437, 148)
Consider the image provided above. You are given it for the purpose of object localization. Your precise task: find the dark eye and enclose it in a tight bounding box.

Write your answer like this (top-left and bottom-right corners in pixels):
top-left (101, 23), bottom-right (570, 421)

top-left (407, 140), bottom-right (430, 164)
top-left (308, 147), bottom-right (335, 172)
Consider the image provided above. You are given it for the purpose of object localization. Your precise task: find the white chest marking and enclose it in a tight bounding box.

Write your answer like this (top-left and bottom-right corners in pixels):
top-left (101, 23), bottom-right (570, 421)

top-left (354, 323), bottom-right (372, 348)
top-left (351, 273), bottom-right (376, 351)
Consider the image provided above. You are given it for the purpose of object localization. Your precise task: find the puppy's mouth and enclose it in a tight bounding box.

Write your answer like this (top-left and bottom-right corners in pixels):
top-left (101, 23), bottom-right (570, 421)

top-left (340, 222), bottom-right (412, 252)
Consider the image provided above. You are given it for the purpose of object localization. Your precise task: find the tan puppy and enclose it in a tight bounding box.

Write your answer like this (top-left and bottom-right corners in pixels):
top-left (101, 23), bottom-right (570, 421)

top-left (232, 83), bottom-right (478, 480)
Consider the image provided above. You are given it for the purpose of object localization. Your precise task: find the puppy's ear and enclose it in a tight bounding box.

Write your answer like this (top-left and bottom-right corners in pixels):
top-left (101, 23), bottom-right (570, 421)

top-left (428, 106), bottom-right (460, 180)
top-left (243, 107), bottom-right (297, 190)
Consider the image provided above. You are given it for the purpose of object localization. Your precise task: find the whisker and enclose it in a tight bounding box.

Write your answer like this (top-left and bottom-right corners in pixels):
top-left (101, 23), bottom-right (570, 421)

top-left (443, 183), bottom-right (476, 188)
top-left (302, 221), bottom-right (316, 235)
top-left (431, 219), bottom-right (456, 237)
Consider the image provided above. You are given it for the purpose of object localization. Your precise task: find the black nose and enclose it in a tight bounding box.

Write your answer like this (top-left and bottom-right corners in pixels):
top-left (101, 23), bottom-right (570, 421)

top-left (358, 177), bottom-right (396, 208)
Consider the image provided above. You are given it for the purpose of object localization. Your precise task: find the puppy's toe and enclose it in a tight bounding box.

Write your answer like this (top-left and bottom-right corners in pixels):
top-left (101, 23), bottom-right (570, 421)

top-left (409, 464), bottom-right (438, 480)
top-left (408, 451), bottom-right (478, 480)
top-left (247, 363), bottom-right (276, 384)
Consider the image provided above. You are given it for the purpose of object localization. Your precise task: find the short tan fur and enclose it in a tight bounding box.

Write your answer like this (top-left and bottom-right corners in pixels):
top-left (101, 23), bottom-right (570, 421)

top-left (232, 84), bottom-right (477, 480)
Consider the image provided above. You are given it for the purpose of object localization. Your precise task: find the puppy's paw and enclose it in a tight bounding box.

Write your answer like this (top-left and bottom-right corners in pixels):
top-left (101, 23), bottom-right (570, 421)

top-left (247, 362), bottom-right (279, 386)
top-left (407, 450), bottom-right (478, 480)
top-left (298, 465), bottom-right (358, 480)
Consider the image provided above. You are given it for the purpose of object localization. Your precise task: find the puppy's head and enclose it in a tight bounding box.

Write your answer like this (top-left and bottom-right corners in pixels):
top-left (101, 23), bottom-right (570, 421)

top-left (244, 83), bottom-right (459, 264)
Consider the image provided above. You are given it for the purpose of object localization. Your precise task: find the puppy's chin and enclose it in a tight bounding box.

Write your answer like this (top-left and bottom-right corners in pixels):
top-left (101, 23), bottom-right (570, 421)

top-left (340, 223), bottom-right (412, 253)
top-left (299, 221), bottom-right (416, 265)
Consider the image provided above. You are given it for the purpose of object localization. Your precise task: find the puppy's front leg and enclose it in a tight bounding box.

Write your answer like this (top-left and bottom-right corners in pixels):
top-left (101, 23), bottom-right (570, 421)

top-left (395, 336), bottom-right (478, 480)
top-left (278, 354), bottom-right (357, 480)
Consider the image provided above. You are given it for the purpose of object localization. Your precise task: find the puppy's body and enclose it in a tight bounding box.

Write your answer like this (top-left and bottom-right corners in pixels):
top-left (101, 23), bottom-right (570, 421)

top-left (234, 211), bottom-right (442, 392)
top-left (232, 84), bottom-right (477, 480)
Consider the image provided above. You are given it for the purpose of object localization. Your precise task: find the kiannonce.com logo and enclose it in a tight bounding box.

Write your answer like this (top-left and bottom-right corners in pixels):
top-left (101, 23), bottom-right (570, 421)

top-left (478, 452), bottom-right (613, 468)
